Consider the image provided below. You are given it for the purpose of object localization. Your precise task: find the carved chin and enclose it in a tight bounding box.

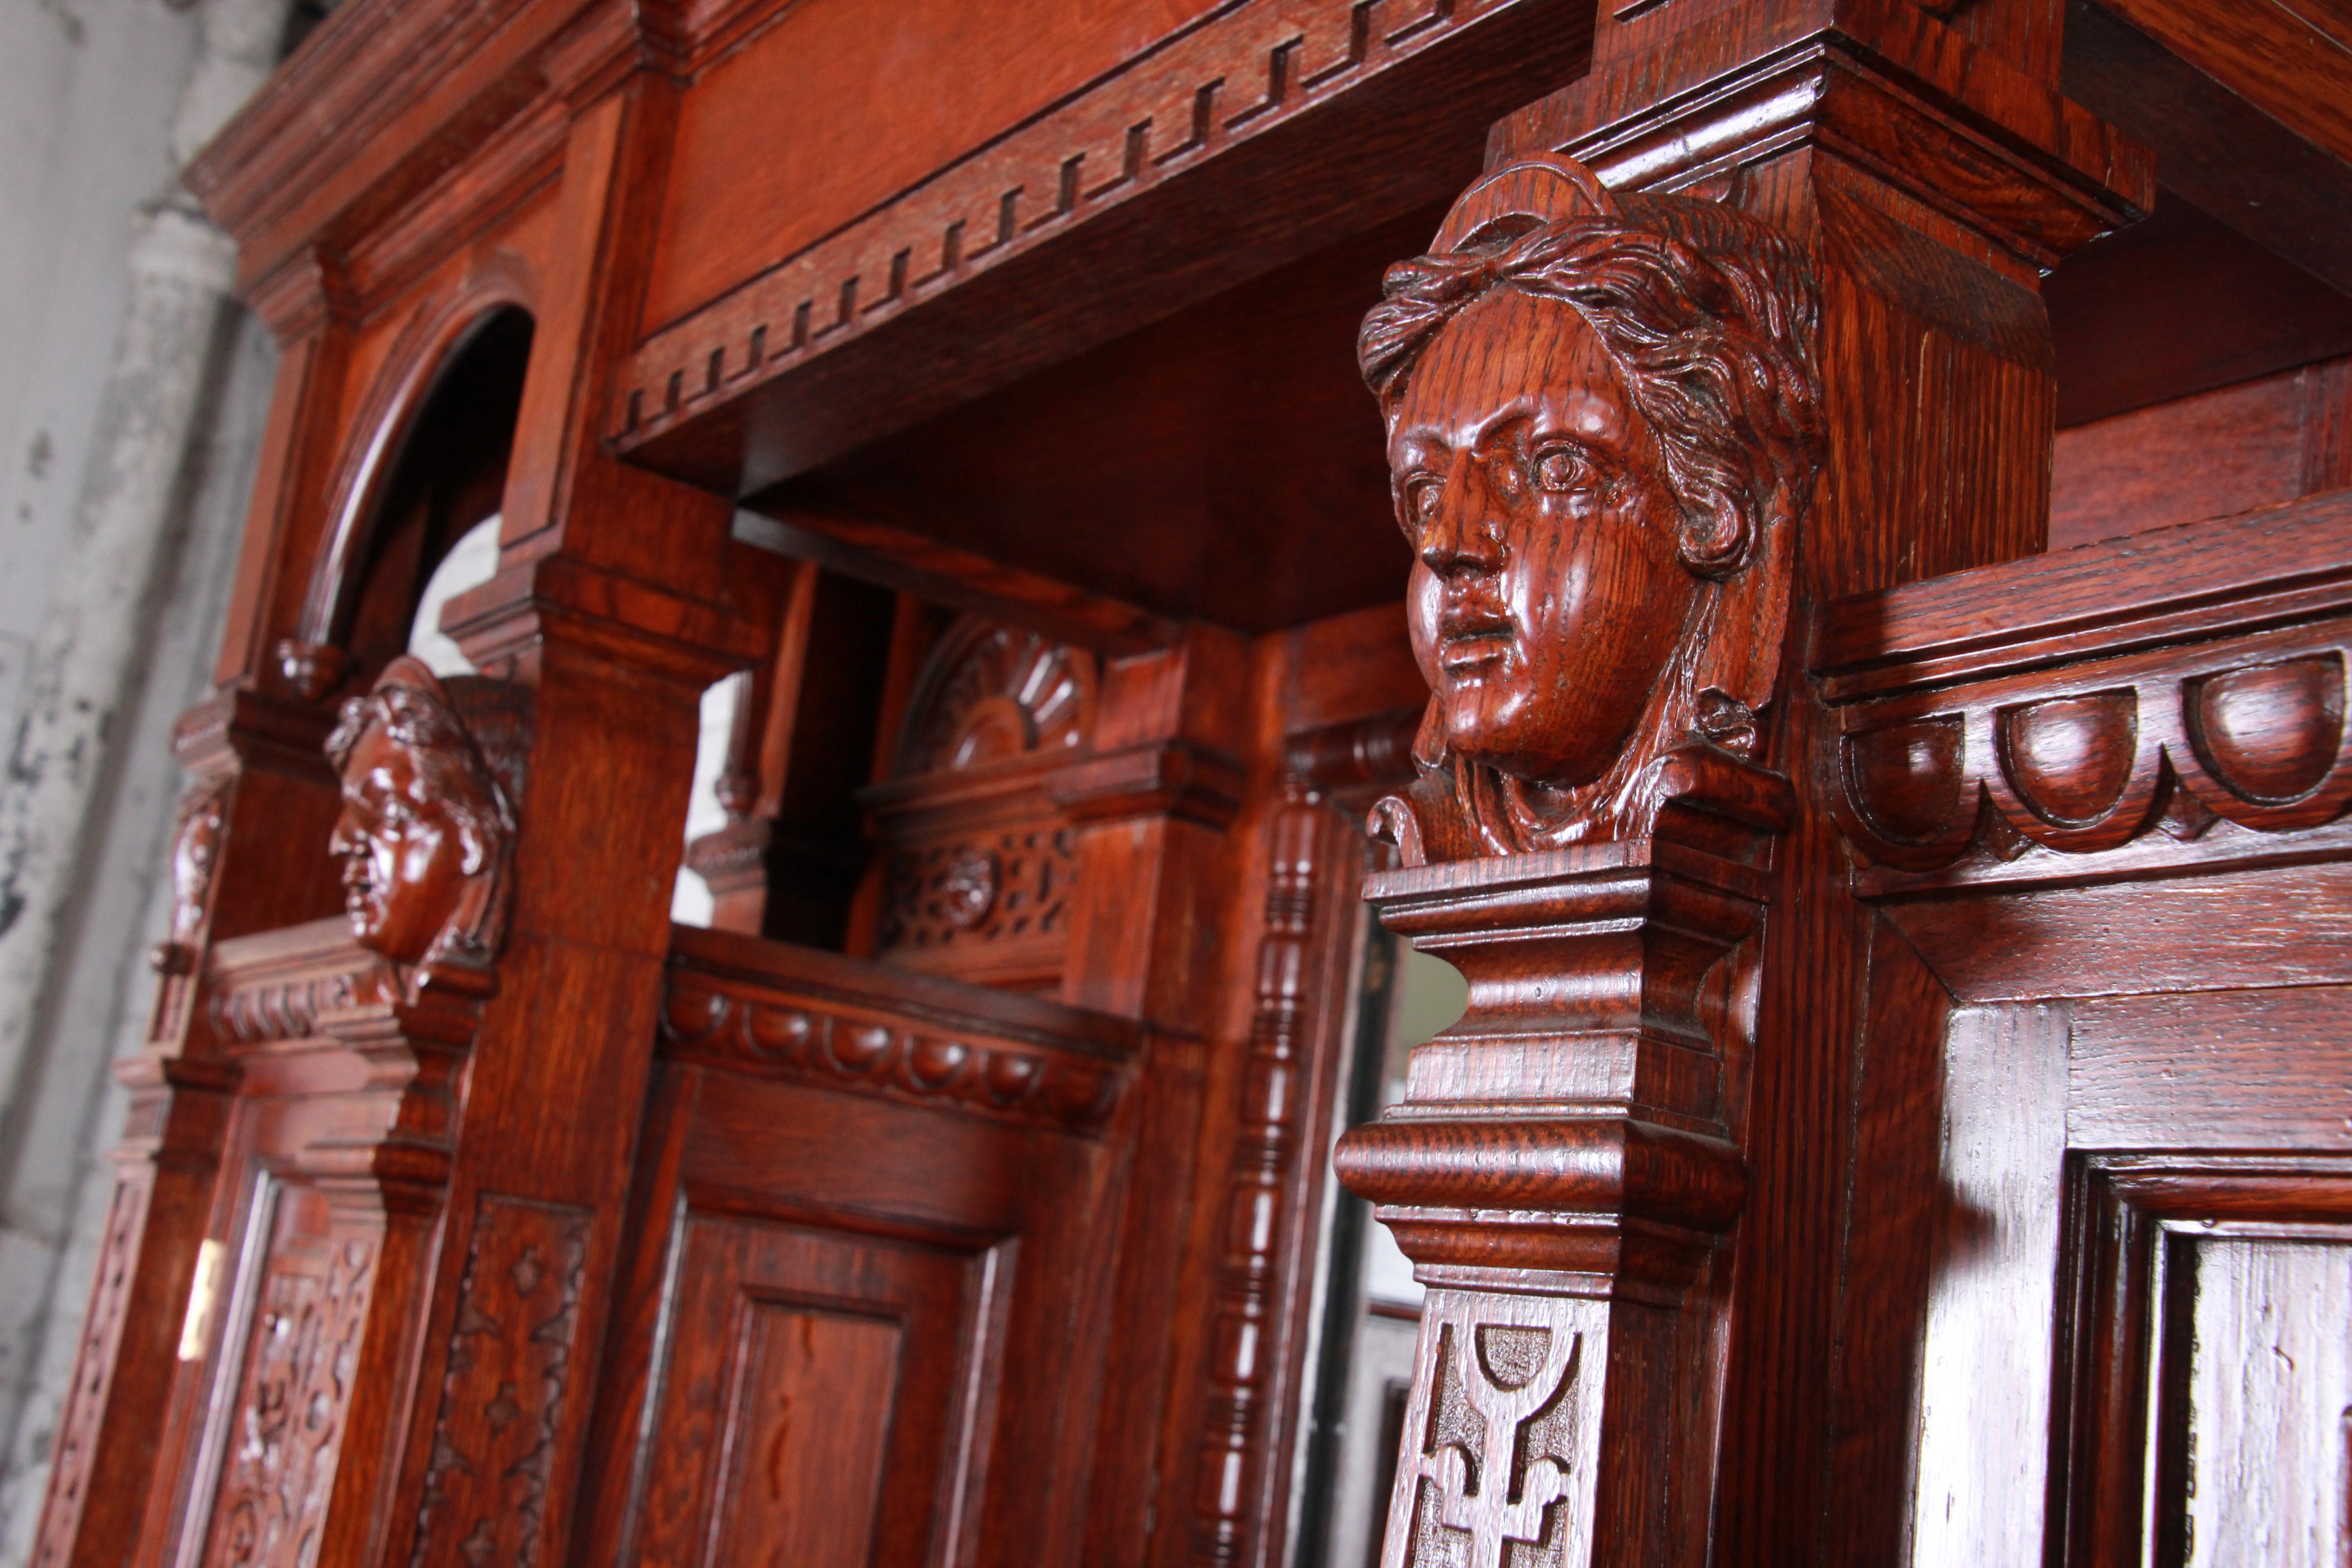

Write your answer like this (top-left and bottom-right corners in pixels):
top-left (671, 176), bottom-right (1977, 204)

top-left (345, 888), bottom-right (388, 940)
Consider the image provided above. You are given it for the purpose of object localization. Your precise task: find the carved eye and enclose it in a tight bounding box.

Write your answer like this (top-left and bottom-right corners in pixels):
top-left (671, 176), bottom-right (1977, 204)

top-left (1404, 478), bottom-right (1444, 529)
top-left (1533, 446), bottom-right (1593, 493)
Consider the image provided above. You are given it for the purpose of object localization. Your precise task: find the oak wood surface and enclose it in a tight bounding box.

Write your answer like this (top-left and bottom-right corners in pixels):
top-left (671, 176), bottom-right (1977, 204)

top-left (40, 0), bottom-right (2352, 1564)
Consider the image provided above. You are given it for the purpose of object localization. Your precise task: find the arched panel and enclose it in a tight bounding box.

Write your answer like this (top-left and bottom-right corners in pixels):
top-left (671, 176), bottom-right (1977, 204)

top-left (278, 268), bottom-right (536, 701)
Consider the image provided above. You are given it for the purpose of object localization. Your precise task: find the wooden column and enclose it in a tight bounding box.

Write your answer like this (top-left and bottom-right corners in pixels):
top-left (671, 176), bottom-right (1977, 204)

top-left (683, 561), bottom-right (894, 943)
top-left (368, 75), bottom-right (764, 1568)
top-left (1334, 10), bottom-right (2152, 1556)
top-left (29, 244), bottom-right (363, 1568)
top-left (1045, 627), bottom-right (1246, 1563)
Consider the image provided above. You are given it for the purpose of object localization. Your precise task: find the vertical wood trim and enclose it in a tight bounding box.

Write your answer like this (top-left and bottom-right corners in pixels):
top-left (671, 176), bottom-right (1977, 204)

top-left (1908, 1001), bottom-right (2071, 1562)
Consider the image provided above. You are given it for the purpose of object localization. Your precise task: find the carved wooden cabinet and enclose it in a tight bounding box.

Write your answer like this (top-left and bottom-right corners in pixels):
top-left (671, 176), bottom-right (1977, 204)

top-left (29, 0), bottom-right (2352, 1564)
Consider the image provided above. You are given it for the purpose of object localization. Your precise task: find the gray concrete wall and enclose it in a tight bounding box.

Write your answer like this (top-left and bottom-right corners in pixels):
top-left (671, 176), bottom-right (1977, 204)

top-left (0, 0), bottom-right (290, 1555)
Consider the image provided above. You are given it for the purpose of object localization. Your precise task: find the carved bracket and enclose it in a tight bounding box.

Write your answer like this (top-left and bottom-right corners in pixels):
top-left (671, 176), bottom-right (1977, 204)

top-left (1333, 149), bottom-right (1818, 1566)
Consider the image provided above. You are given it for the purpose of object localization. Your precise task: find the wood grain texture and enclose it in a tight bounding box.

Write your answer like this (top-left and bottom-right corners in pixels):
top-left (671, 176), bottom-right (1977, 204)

top-left (1907, 1003), bottom-right (2070, 1566)
top-left (615, 0), bottom-right (1596, 495)
top-left (2049, 357), bottom-right (2349, 549)
top-left (1815, 486), bottom-right (2352, 691)
top-left (2070, 985), bottom-right (2352, 1150)
top-left (623, 1211), bottom-right (980, 1568)
top-left (643, 0), bottom-right (1228, 329)
top-left (69, 0), bottom-right (2352, 1563)
top-left (750, 205), bottom-right (1436, 634)
top-left (2086, 0), bottom-right (2352, 174)
top-left (2046, 189), bottom-right (2352, 431)
top-left (2180, 1237), bottom-right (2352, 1563)
top-left (2063, 0), bottom-right (2352, 303)
top-left (2058, 1158), bottom-right (2352, 1565)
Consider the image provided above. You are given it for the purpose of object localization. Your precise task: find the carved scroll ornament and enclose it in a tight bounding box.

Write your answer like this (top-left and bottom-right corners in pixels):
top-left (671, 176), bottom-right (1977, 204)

top-left (326, 657), bottom-right (529, 979)
top-left (1359, 154), bottom-right (1823, 864)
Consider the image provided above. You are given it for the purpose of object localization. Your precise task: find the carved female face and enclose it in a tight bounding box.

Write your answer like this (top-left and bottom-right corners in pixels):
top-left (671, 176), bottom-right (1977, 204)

top-left (328, 720), bottom-right (475, 964)
top-left (1388, 288), bottom-right (1699, 789)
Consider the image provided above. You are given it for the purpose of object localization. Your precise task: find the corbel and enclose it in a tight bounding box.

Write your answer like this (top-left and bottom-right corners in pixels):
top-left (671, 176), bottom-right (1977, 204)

top-left (1329, 152), bottom-right (1821, 1565)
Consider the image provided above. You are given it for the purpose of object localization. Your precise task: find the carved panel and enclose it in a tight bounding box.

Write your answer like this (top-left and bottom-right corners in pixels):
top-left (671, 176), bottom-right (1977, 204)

top-left (867, 615), bottom-right (1100, 990)
top-left (612, 0), bottom-right (1531, 461)
top-left (201, 1208), bottom-right (376, 1568)
top-left (408, 1195), bottom-right (591, 1568)
top-left (1386, 1293), bottom-right (1600, 1568)
top-left (625, 1210), bottom-right (1001, 1568)
top-left (878, 828), bottom-right (1076, 950)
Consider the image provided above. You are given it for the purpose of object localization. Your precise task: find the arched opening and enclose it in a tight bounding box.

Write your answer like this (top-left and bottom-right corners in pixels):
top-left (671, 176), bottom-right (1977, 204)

top-left (332, 305), bottom-right (534, 689)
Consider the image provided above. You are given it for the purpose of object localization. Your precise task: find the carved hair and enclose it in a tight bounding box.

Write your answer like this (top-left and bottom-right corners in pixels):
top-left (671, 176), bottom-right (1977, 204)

top-left (1359, 201), bottom-right (1822, 576)
top-left (327, 658), bottom-right (524, 968)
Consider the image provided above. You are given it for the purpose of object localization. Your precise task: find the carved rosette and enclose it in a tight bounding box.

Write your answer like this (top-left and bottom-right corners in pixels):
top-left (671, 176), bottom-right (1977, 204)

top-left (878, 828), bottom-right (1075, 951)
top-left (1332, 152), bottom-right (1821, 1565)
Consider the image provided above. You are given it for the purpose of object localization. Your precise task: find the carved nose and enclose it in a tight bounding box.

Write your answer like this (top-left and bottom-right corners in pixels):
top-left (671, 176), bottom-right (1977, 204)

top-left (1420, 461), bottom-right (1507, 578)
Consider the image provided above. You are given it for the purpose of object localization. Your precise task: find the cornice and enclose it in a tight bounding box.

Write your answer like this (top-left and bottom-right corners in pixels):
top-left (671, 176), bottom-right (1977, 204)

top-left (1816, 493), bottom-right (2352, 895)
top-left (662, 925), bottom-right (1147, 1134)
top-left (183, 0), bottom-right (675, 293)
top-left (607, 0), bottom-right (1591, 493)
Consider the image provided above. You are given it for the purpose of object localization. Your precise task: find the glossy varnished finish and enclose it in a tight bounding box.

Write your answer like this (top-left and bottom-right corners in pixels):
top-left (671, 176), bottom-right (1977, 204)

top-left (1816, 492), bottom-right (2352, 1561)
top-left (31, 0), bottom-right (2352, 1562)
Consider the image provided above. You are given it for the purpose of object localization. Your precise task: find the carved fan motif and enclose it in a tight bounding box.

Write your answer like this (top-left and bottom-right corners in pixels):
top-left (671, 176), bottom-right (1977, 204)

top-left (894, 616), bottom-right (1097, 777)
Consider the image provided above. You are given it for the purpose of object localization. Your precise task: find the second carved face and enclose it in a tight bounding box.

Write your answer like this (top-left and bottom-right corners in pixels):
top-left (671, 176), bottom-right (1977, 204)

top-left (1388, 287), bottom-right (1698, 790)
top-left (328, 717), bottom-right (482, 965)
top-left (324, 656), bottom-right (520, 972)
